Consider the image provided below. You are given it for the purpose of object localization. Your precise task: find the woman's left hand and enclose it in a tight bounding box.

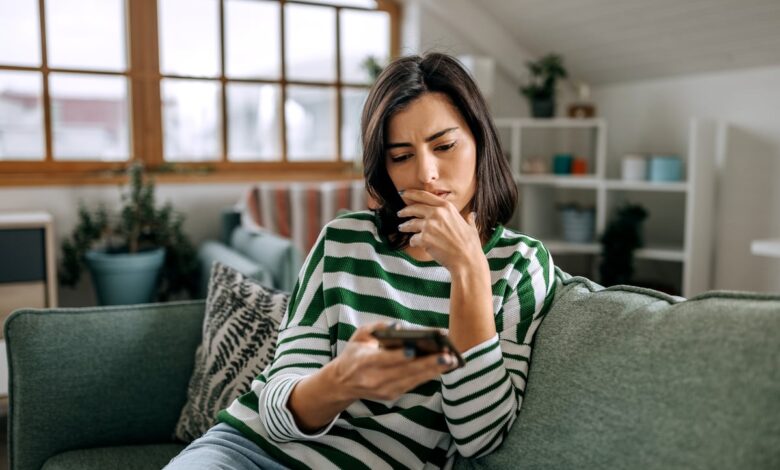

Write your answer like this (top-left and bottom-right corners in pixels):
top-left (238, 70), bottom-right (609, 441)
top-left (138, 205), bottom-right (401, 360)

top-left (397, 189), bottom-right (483, 271)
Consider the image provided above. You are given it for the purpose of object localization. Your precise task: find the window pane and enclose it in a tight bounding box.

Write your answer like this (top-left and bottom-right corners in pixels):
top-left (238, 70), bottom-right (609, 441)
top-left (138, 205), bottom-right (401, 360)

top-left (340, 10), bottom-right (389, 84)
top-left (46, 0), bottom-right (126, 71)
top-left (161, 79), bottom-right (220, 161)
top-left (285, 4), bottom-right (335, 82)
top-left (304, 0), bottom-right (377, 7)
top-left (159, 0), bottom-right (220, 77)
top-left (227, 83), bottom-right (281, 161)
top-left (0, 0), bottom-right (41, 66)
top-left (341, 87), bottom-right (367, 161)
top-left (49, 73), bottom-right (129, 160)
top-left (0, 71), bottom-right (44, 159)
top-left (286, 86), bottom-right (336, 161)
top-left (225, 0), bottom-right (280, 79)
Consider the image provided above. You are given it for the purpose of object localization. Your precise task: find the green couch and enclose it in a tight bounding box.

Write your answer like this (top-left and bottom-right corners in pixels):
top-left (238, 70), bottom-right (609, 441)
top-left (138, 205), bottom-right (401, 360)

top-left (5, 271), bottom-right (779, 470)
top-left (195, 209), bottom-right (302, 297)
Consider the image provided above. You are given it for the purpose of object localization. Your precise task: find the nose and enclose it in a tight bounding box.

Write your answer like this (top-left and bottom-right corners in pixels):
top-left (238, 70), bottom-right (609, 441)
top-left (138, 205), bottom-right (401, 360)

top-left (415, 150), bottom-right (438, 184)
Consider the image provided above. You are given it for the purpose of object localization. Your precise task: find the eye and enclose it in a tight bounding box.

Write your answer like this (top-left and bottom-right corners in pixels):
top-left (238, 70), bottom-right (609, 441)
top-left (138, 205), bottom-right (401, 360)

top-left (390, 154), bottom-right (412, 163)
top-left (435, 141), bottom-right (457, 152)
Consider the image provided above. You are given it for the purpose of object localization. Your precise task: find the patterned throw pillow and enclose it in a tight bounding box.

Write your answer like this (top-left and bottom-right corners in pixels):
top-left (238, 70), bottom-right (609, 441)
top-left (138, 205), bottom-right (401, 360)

top-left (174, 261), bottom-right (290, 443)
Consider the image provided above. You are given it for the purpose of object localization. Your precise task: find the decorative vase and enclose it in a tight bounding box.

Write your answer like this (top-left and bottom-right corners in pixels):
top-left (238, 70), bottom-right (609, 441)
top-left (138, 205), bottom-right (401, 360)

top-left (531, 98), bottom-right (555, 118)
top-left (85, 247), bottom-right (166, 305)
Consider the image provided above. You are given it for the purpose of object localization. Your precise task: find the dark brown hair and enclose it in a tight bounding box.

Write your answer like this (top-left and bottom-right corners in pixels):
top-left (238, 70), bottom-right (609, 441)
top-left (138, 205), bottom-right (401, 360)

top-left (361, 52), bottom-right (517, 249)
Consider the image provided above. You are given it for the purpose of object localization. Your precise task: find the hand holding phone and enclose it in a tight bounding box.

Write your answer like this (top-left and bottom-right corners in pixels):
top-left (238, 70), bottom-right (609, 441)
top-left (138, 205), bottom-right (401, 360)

top-left (371, 327), bottom-right (465, 368)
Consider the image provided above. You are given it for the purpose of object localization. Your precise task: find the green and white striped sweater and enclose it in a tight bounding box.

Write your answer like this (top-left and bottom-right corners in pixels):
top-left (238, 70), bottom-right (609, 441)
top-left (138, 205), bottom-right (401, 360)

top-left (218, 210), bottom-right (556, 469)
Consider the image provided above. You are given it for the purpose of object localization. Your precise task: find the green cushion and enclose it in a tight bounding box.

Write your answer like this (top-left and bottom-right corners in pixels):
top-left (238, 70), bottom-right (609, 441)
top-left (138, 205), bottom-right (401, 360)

top-left (41, 444), bottom-right (186, 470)
top-left (5, 300), bottom-right (206, 470)
top-left (198, 240), bottom-right (274, 297)
top-left (457, 270), bottom-right (780, 469)
top-left (230, 227), bottom-right (302, 292)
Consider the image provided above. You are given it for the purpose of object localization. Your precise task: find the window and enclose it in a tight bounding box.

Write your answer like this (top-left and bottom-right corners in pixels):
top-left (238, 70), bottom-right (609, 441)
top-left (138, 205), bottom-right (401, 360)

top-left (0, 0), bottom-right (399, 182)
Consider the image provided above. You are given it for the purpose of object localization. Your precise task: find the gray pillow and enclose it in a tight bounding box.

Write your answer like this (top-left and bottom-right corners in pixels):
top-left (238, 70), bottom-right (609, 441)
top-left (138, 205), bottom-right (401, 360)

top-left (174, 262), bottom-right (289, 443)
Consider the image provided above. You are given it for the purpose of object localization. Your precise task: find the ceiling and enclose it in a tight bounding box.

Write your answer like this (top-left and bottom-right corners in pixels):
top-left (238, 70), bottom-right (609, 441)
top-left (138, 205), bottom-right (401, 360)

top-left (476, 0), bottom-right (780, 84)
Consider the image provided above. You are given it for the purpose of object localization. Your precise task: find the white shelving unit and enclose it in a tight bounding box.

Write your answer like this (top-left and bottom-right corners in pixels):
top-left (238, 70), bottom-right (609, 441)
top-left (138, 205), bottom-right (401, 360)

top-left (495, 117), bottom-right (721, 298)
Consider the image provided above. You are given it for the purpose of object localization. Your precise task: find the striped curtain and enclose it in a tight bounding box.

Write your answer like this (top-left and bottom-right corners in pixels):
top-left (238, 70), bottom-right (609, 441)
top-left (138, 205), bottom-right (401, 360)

top-left (241, 180), bottom-right (377, 255)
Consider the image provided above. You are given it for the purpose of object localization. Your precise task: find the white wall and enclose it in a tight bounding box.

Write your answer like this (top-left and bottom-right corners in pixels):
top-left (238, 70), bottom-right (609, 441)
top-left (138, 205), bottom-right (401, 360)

top-left (402, 0), bottom-right (530, 118)
top-left (593, 65), bottom-right (780, 292)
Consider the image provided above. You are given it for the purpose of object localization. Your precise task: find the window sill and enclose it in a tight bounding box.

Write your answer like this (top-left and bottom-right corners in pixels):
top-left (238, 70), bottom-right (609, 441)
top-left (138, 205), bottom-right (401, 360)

top-left (0, 166), bottom-right (365, 187)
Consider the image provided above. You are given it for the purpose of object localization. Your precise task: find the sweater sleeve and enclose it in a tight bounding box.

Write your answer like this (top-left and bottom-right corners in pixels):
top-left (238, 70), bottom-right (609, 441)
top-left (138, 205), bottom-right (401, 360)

top-left (255, 228), bottom-right (339, 442)
top-left (440, 241), bottom-right (556, 458)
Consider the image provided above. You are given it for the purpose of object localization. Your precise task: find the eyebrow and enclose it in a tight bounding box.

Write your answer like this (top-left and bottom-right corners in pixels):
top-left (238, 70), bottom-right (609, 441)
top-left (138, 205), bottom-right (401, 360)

top-left (385, 127), bottom-right (459, 149)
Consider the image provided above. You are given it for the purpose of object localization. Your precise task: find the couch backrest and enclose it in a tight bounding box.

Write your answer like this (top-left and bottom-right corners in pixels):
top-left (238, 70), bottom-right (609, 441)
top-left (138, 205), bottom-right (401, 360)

top-left (457, 270), bottom-right (780, 469)
top-left (4, 300), bottom-right (205, 470)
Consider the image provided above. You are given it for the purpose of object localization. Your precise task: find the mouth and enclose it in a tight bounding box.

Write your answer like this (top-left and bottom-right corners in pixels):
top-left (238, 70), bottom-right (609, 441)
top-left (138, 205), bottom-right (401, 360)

top-left (433, 191), bottom-right (451, 198)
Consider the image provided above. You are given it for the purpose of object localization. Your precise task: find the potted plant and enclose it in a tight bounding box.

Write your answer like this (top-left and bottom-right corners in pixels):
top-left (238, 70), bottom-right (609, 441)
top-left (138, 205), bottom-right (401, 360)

top-left (599, 203), bottom-right (648, 287)
top-left (60, 162), bottom-right (199, 305)
top-left (361, 55), bottom-right (385, 83)
top-left (519, 53), bottom-right (568, 118)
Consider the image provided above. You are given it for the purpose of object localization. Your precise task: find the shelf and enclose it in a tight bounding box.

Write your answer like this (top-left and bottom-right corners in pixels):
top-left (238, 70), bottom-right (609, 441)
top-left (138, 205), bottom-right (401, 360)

top-left (495, 117), bottom-right (604, 128)
top-left (544, 240), bottom-right (600, 255)
top-left (605, 180), bottom-right (689, 192)
top-left (515, 174), bottom-right (600, 189)
top-left (544, 240), bottom-right (685, 262)
top-left (751, 238), bottom-right (780, 258)
top-left (634, 246), bottom-right (686, 262)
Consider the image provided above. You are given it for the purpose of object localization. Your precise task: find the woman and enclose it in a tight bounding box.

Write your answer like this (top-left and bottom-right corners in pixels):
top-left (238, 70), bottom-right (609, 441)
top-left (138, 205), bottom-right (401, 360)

top-left (166, 52), bottom-right (556, 470)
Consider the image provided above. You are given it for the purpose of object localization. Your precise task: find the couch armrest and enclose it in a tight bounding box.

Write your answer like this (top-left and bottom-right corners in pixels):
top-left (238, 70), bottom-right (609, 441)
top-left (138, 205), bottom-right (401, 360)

top-left (197, 241), bottom-right (275, 297)
top-left (4, 300), bottom-right (205, 470)
top-left (230, 227), bottom-right (302, 293)
top-left (220, 208), bottom-right (241, 245)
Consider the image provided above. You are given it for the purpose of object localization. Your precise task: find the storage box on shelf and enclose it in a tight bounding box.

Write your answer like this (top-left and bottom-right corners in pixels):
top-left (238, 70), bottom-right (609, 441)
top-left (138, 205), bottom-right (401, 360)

top-left (494, 117), bottom-right (720, 297)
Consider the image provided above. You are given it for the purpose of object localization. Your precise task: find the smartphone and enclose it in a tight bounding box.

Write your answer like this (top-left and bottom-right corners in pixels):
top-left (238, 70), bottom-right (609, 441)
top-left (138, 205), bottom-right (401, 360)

top-left (371, 328), bottom-right (465, 368)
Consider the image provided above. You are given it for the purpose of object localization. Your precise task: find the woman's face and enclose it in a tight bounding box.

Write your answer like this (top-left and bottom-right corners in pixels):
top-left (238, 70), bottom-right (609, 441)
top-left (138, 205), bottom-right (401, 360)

top-left (385, 92), bottom-right (477, 216)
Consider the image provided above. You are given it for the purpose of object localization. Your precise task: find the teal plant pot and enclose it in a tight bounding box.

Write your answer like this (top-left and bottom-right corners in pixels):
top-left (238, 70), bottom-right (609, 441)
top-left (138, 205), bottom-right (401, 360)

top-left (85, 247), bottom-right (166, 305)
top-left (531, 98), bottom-right (555, 118)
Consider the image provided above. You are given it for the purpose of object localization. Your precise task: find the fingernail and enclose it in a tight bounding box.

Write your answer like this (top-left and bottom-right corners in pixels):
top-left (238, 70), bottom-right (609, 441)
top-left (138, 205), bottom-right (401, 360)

top-left (388, 321), bottom-right (398, 330)
top-left (437, 355), bottom-right (449, 365)
top-left (404, 346), bottom-right (416, 358)
top-left (398, 190), bottom-right (405, 196)
top-left (398, 222), bottom-right (406, 230)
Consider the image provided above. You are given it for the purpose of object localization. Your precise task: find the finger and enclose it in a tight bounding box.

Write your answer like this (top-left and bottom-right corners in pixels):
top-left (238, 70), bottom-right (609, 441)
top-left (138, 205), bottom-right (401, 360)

top-left (397, 218), bottom-right (423, 233)
top-left (397, 203), bottom-right (436, 220)
top-left (399, 189), bottom-right (448, 206)
top-left (468, 211), bottom-right (477, 227)
top-left (350, 321), bottom-right (393, 343)
top-left (369, 346), bottom-right (417, 367)
top-left (408, 232), bottom-right (424, 248)
top-left (386, 353), bottom-right (457, 388)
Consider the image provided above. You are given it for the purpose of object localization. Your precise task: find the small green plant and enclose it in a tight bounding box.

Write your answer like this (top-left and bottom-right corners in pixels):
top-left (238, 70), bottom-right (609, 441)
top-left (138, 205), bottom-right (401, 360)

top-left (599, 203), bottom-right (648, 287)
top-left (60, 162), bottom-right (199, 301)
top-left (519, 53), bottom-right (568, 101)
top-left (361, 55), bottom-right (385, 83)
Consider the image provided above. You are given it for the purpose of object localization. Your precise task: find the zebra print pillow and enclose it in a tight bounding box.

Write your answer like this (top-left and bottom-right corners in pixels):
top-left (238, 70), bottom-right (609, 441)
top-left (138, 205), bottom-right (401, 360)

top-left (174, 261), bottom-right (290, 443)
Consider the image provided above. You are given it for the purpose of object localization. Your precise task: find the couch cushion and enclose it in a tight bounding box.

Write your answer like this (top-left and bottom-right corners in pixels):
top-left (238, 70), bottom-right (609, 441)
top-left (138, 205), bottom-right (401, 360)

top-left (41, 444), bottom-right (186, 470)
top-left (174, 262), bottom-right (289, 443)
top-left (231, 226), bottom-right (302, 292)
top-left (5, 300), bottom-right (205, 470)
top-left (457, 270), bottom-right (780, 469)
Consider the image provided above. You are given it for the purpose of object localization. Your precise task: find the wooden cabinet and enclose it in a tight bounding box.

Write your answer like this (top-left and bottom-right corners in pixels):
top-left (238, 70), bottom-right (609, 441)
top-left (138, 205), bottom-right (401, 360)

top-left (0, 212), bottom-right (57, 397)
